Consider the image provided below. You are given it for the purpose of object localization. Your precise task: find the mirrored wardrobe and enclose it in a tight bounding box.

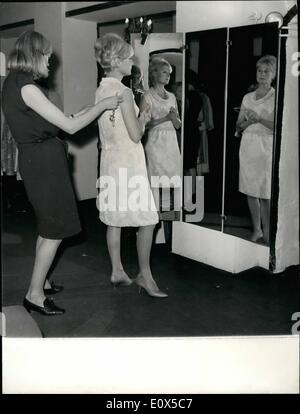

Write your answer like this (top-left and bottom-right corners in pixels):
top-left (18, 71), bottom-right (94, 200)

top-left (182, 22), bottom-right (279, 246)
top-left (173, 22), bottom-right (283, 273)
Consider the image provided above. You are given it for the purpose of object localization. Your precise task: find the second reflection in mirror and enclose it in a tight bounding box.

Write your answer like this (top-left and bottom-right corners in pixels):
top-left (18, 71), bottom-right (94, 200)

top-left (183, 23), bottom-right (279, 246)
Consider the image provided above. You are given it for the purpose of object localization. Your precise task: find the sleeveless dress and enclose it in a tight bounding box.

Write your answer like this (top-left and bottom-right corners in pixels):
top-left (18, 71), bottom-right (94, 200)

top-left (239, 88), bottom-right (275, 199)
top-left (2, 71), bottom-right (81, 239)
top-left (143, 88), bottom-right (181, 186)
top-left (95, 77), bottom-right (158, 227)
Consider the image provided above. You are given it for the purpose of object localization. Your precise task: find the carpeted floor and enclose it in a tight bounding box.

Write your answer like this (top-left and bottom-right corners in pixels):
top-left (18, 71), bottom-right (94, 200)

top-left (2, 198), bottom-right (299, 338)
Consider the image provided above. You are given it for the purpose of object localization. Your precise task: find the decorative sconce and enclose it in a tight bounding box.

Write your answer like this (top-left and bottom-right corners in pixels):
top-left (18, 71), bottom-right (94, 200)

top-left (124, 16), bottom-right (153, 45)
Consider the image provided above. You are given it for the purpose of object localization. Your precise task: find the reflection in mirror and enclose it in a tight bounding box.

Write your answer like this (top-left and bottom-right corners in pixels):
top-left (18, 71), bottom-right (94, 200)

top-left (224, 23), bottom-right (279, 245)
top-left (183, 29), bottom-right (227, 227)
top-left (131, 33), bottom-right (184, 243)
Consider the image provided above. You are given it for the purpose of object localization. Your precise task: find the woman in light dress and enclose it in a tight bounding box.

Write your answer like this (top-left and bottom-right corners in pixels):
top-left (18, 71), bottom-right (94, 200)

top-left (95, 33), bottom-right (167, 298)
top-left (139, 57), bottom-right (181, 223)
top-left (236, 55), bottom-right (276, 243)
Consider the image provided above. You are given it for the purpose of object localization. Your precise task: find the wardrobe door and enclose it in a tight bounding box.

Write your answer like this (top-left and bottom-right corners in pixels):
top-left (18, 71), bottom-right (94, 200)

top-left (183, 28), bottom-right (227, 228)
top-left (224, 22), bottom-right (279, 244)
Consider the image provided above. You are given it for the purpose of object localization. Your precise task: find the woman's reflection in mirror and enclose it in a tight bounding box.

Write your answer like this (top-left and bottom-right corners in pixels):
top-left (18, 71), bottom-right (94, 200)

top-left (236, 55), bottom-right (277, 243)
top-left (139, 57), bottom-right (182, 240)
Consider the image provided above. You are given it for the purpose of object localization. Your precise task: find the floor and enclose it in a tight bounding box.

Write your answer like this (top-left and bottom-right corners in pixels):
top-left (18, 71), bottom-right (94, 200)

top-left (2, 196), bottom-right (299, 338)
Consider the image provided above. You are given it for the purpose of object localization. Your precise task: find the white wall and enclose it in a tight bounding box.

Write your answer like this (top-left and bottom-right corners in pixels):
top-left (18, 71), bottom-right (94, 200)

top-left (176, 1), bottom-right (295, 32)
top-left (62, 17), bottom-right (99, 200)
top-left (0, 2), bottom-right (64, 100)
top-left (275, 15), bottom-right (299, 272)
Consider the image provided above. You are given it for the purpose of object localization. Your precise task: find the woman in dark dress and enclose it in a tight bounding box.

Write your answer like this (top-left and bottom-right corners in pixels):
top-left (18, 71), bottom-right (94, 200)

top-left (2, 31), bottom-right (123, 315)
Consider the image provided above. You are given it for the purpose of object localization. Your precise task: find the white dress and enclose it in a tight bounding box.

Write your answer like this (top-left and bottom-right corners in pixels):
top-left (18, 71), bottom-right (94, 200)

top-left (239, 87), bottom-right (275, 199)
top-left (95, 77), bottom-right (158, 227)
top-left (143, 88), bottom-right (181, 186)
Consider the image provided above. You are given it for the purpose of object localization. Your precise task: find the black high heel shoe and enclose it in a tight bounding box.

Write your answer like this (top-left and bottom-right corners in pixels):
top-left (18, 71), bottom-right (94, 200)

top-left (23, 297), bottom-right (65, 315)
top-left (44, 281), bottom-right (64, 295)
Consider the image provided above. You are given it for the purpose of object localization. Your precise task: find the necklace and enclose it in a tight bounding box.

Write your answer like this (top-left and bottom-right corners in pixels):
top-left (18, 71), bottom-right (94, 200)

top-left (154, 88), bottom-right (168, 100)
top-left (109, 110), bottom-right (116, 127)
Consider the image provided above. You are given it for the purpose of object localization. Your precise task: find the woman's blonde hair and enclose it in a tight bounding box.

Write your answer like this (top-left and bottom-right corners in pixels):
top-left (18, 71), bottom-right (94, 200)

top-left (256, 54), bottom-right (277, 77)
top-left (94, 33), bottom-right (133, 73)
top-left (148, 57), bottom-right (172, 87)
top-left (8, 30), bottom-right (52, 79)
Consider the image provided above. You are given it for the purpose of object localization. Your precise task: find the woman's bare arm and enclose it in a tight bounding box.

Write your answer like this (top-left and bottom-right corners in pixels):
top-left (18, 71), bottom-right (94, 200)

top-left (21, 84), bottom-right (122, 135)
top-left (120, 88), bottom-right (146, 143)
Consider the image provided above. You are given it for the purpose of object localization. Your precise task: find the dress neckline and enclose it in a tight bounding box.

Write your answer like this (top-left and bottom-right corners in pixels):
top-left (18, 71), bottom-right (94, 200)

top-left (252, 87), bottom-right (274, 103)
top-left (150, 87), bottom-right (170, 103)
top-left (101, 77), bottom-right (123, 84)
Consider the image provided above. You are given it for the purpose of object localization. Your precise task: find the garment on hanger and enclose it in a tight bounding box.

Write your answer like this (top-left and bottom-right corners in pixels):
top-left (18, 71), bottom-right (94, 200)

top-left (196, 93), bottom-right (214, 175)
top-left (1, 115), bottom-right (18, 176)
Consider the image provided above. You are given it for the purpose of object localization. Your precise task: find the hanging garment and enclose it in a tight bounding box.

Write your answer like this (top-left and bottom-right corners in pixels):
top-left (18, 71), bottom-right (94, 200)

top-left (1, 115), bottom-right (18, 176)
top-left (196, 93), bottom-right (214, 175)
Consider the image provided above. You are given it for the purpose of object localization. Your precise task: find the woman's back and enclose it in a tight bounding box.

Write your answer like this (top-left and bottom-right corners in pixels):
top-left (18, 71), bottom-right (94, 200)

top-left (2, 71), bottom-right (59, 144)
top-left (95, 77), bottom-right (139, 151)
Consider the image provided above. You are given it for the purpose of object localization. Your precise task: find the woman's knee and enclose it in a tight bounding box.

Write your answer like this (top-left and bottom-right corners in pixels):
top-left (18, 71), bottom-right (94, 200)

top-left (39, 236), bottom-right (62, 246)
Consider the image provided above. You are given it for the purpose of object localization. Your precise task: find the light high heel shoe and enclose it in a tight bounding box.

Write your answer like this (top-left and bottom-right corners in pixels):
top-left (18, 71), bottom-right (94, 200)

top-left (110, 272), bottom-right (133, 287)
top-left (134, 275), bottom-right (168, 298)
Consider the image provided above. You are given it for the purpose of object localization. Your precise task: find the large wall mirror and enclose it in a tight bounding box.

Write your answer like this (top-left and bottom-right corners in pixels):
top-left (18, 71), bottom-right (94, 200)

top-left (182, 22), bottom-right (279, 246)
top-left (224, 23), bottom-right (279, 245)
top-left (183, 28), bottom-right (227, 229)
top-left (131, 33), bottom-right (184, 228)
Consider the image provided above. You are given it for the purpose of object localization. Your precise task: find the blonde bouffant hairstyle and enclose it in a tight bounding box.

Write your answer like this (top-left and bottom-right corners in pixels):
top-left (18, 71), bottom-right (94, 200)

top-left (148, 56), bottom-right (172, 87)
top-left (94, 33), bottom-right (133, 73)
top-left (8, 30), bottom-right (52, 79)
top-left (256, 54), bottom-right (277, 79)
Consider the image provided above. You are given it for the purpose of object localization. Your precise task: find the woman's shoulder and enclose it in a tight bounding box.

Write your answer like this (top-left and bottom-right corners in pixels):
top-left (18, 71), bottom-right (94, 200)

top-left (5, 70), bottom-right (34, 88)
top-left (167, 90), bottom-right (176, 101)
top-left (244, 91), bottom-right (255, 99)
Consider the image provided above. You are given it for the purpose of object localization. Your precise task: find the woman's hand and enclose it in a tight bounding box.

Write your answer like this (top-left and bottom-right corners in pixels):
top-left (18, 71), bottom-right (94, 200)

top-left (245, 108), bottom-right (260, 123)
top-left (168, 107), bottom-right (182, 129)
top-left (100, 93), bottom-right (124, 111)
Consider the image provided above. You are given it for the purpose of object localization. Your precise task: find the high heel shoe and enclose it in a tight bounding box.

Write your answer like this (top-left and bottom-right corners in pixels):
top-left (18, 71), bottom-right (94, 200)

top-left (44, 281), bottom-right (64, 295)
top-left (134, 275), bottom-right (168, 298)
top-left (23, 297), bottom-right (65, 315)
top-left (110, 273), bottom-right (133, 287)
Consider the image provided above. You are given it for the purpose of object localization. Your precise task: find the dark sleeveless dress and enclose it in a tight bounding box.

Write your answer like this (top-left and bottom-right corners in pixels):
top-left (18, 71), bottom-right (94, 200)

top-left (2, 70), bottom-right (81, 239)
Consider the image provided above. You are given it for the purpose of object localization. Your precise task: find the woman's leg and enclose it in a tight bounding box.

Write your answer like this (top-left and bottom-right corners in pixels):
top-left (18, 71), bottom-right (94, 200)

top-left (26, 236), bottom-right (62, 306)
top-left (136, 225), bottom-right (155, 274)
top-left (136, 225), bottom-right (167, 297)
top-left (106, 225), bottom-right (131, 284)
top-left (260, 198), bottom-right (270, 243)
top-left (247, 195), bottom-right (263, 241)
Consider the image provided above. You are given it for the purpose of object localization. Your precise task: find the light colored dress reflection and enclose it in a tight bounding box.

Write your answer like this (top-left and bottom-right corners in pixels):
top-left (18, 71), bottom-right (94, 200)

top-left (239, 87), bottom-right (275, 199)
top-left (95, 77), bottom-right (158, 227)
top-left (143, 88), bottom-right (181, 183)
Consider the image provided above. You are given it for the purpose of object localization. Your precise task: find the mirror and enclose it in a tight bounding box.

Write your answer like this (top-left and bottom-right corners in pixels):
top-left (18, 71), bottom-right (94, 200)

top-left (183, 28), bottom-right (227, 227)
top-left (131, 33), bottom-right (184, 230)
top-left (224, 23), bottom-right (279, 245)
